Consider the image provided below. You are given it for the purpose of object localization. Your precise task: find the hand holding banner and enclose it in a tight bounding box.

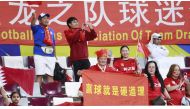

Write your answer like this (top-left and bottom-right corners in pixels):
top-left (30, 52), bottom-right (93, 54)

top-left (82, 70), bottom-right (148, 106)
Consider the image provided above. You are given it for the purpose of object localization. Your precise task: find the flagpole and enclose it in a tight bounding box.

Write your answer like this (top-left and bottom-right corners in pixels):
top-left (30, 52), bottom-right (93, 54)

top-left (135, 37), bottom-right (140, 58)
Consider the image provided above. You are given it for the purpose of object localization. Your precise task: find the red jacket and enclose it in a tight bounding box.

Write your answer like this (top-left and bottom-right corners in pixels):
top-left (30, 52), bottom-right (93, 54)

top-left (64, 28), bottom-right (97, 62)
top-left (89, 64), bottom-right (117, 72)
top-left (164, 77), bottom-right (185, 105)
top-left (114, 58), bottom-right (137, 74)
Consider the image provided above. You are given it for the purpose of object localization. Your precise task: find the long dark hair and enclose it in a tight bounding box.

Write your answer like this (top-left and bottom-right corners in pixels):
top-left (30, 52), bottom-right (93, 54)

top-left (144, 61), bottom-right (165, 93)
top-left (120, 45), bottom-right (129, 59)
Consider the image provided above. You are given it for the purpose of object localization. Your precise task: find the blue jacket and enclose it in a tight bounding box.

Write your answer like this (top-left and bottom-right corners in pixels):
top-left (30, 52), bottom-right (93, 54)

top-left (31, 25), bottom-right (55, 57)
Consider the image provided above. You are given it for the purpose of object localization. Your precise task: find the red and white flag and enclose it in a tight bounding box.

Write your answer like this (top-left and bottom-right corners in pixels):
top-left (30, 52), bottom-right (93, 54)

top-left (0, 67), bottom-right (35, 95)
top-left (0, 66), bottom-right (6, 87)
top-left (137, 40), bottom-right (151, 58)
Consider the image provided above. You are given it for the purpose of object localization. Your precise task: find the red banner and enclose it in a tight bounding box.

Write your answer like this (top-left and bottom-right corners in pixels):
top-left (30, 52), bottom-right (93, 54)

top-left (82, 70), bottom-right (148, 106)
top-left (0, 1), bottom-right (190, 46)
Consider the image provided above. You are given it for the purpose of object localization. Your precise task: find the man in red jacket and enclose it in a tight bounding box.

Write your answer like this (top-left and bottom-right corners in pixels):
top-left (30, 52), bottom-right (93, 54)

top-left (89, 49), bottom-right (116, 72)
top-left (64, 17), bottom-right (97, 82)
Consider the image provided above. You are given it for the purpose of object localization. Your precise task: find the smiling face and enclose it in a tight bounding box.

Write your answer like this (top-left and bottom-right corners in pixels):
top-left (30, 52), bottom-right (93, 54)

top-left (120, 47), bottom-right (129, 59)
top-left (97, 56), bottom-right (107, 67)
top-left (171, 65), bottom-right (181, 79)
top-left (39, 16), bottom-right (49, 26)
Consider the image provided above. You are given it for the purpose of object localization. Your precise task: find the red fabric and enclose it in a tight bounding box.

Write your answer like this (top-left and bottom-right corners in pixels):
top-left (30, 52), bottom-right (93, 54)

top-left (43, 26), bottom-right (53, 46)
top-left (9, 103), bottom-right (19, 106)
top-left (114, 58), bottom-right (137, 74)
top-left (137, 41), bottom-right (151, 58)
top-left (79, 30), bottom-right (85, 41)
top-left (2, 67), bottom-right (35, 95)
top-left (26, 1), bottom-right (42, 5)
top-left (95, 49), bottom-right (108, 57)
top-left (64, 28), bottom-right (97, 62)
top-left (81, 70), bottom-right (149, 105)
top-left (56, 102), bottom-right (82, 106)
top-left (148, 76), bottom-right (162, 101)
top-left (164, 77), bottom-right (185, 105)
top-left (89, 64), bottom-right (116, 72)
top-left (66, 74), bottom-right (72, 81)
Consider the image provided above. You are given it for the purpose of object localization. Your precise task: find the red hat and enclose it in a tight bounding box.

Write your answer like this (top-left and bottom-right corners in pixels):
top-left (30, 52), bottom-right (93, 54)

top-left (95, 49), bottom-right (108, 57)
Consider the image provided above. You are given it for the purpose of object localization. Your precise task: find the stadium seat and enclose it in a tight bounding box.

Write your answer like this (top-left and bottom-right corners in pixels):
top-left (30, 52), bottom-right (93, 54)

top-left (65, 82), bottom-right (81, 97)
top-left (2, 56), bottom-right (25, 69)
top-left (52, 97), bottom-right (73, 105)
top-left (28, 97), bottom-right (51, 106)
top-left (89, 57), bottom-right (97, 66)
top-left (56, 57), bottom-right (74, 81)
top-left (41, 82), bottom-right (65, 97)
top-left (184, 57), bottom-right (190, 67)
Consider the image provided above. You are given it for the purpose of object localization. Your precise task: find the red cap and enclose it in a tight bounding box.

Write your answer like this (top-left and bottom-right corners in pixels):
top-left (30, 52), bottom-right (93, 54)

top-left (95, 49), bottom-right (108, 57)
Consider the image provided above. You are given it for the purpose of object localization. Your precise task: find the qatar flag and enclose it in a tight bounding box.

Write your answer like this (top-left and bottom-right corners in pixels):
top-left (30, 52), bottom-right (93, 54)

top-left (0, 66), bottom-right (35, 95)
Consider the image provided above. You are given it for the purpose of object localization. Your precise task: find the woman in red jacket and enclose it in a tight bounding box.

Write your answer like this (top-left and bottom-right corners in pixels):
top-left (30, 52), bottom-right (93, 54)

top-left (114, 45), bottom-right (141, 74)
top-left (144, 61), bottom-right (171, 105)
top-left (164, 64), bottom-right (189, 105)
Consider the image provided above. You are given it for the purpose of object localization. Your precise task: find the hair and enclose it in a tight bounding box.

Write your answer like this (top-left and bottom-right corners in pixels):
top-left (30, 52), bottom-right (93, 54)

top-left (10, 91), bottom-right (21, 99)
top-left (167, 64), bottom-right (182, 79)
top-left (66, 17), bottom-right (78, 28)
top-left (144, 61), bottom-right (165, 93)
top-left (120, 45), bottom-right (129, 58)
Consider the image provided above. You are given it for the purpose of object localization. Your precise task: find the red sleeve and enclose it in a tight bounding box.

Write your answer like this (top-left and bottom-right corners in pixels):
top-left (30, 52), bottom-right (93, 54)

top-left (64, 29), bottom-right (81, 43)
top-left (164, 78), bottom-right (171, 86)
top-left (84, 29), bottom-right (97, 41)
top-left (113, 60), bottom-right (120, 70)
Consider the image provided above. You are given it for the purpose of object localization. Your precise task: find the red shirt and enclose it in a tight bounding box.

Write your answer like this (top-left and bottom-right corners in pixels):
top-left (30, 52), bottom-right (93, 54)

top-left (164, 77), bottom-right (185, 105)
top-left (64, 28), bottom-right (97, 62)
top-left (9, 103), bottom-right (19, 106)
top-left (114, 58), bottom-right (137, 73)
top-left (148, 76), bottom-right (162, 101)
top-left (89, 64), bottom-right (116, 72)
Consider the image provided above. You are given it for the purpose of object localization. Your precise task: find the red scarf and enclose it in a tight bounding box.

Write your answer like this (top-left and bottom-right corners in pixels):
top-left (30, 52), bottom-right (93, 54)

top-left (42, 26), bottom-right (53, 46)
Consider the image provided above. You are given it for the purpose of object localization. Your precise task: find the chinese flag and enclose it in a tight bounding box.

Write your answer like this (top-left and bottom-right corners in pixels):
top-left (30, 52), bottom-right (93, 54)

top-left (82, 70), bottom-right (148, 106)
top-left (137, 41), bottom-right (151, 58)
top-left (26, 1), bottom-right (42, 5)
top-left (1, 67), bottom-right (35, 95)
